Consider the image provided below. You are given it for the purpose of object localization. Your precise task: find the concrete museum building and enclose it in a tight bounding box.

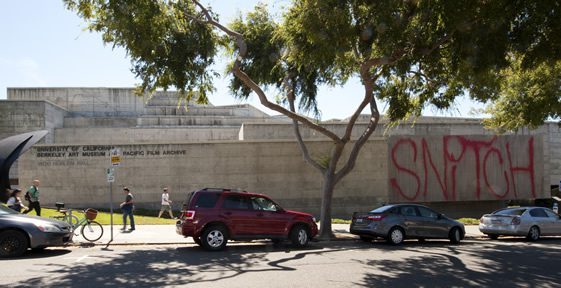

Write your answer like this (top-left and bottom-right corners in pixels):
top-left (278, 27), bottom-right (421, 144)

top-left (0, 88), bottom-right (558, 218)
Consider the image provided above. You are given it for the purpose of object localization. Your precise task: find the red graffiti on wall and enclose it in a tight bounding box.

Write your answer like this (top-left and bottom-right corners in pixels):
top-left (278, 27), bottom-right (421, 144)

top-left (390, 136), bottom-right (537, 201)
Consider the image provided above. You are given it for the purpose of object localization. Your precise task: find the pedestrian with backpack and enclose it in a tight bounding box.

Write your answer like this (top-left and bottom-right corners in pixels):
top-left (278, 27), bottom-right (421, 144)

top-left (23, 179), bottom-right (41, 216)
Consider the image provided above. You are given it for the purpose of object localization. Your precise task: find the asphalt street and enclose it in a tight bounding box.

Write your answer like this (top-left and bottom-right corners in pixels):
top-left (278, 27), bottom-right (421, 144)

top-left (61, 224), bottom-right (487, 246)
top-left (2, 238), bottom-right (561, 288)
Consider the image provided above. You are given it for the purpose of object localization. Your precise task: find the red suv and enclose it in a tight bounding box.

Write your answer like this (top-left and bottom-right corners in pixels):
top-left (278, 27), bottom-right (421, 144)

top-left (176, 188), bottom-right (318, 251)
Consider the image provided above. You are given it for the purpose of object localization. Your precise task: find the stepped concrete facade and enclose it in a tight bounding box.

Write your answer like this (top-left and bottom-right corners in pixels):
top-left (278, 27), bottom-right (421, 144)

top-left (1, 87), bottom-right (559, 218)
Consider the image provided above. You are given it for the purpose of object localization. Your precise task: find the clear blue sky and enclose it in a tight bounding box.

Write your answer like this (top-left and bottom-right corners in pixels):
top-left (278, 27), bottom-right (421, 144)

top-left (0, 0), bottom-right (485, 120)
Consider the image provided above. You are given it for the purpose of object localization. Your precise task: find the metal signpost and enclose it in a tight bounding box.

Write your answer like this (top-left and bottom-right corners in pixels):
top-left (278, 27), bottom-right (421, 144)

top-left (106, 148), bottom-right (121, 248)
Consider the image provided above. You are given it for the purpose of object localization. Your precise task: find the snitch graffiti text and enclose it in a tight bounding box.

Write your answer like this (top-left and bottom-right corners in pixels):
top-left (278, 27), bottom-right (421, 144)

top-left (389, 136), bottom-right (538, 201)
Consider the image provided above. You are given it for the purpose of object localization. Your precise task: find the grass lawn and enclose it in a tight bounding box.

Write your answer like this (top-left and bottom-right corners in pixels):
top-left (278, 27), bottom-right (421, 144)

top-left (457, 218), bottom-right (480, 225)
top-left (332, 218), bottom-right (352, 224)
top-left (33, 208), bottom-right (177, 225)
top-left (17, 207), bottom-right (481, 226)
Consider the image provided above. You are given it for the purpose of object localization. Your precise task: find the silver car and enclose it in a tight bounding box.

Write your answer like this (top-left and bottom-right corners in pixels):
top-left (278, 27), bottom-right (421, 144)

top-left (479, 206), bottom-right (561, 241)
top-left (350, 204), bottom-right (465, 245)
top-left (0, 205), bottom-right (72, 257)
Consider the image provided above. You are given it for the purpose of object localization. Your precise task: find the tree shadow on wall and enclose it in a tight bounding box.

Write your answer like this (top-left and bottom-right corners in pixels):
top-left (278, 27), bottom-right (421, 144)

top-left (356, 240), bottom-right (561, 287)
top-left (15, 242), bottom-right (365, 287)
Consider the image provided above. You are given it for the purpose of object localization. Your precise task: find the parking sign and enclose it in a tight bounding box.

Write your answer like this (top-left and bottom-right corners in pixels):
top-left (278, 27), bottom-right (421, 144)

top-left (107, 168), bottom-right (115, 183)
top-left (110, 148), bottom-right (121, 167)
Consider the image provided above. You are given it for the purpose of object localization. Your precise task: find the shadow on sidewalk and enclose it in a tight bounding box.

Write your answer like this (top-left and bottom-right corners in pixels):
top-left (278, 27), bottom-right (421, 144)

top-left (13, 239), bottom-right (561, 287)
top-left (15, 242), bottom-right (368, 287)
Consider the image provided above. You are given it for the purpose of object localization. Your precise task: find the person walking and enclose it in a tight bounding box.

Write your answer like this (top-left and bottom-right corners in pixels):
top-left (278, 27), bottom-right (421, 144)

top-left (7, 189), bottom-right (28, 213)
top-left (23, 179), bottom-right (41, 216)
top-left (120, 187), bottom-right (135, 231)
top-left (158, 187), bottom-right (173, 218)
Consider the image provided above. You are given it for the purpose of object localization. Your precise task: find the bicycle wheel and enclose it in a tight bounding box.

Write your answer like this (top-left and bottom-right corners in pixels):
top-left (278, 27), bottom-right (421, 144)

top-left (81, 221), bottom-right (104, 242)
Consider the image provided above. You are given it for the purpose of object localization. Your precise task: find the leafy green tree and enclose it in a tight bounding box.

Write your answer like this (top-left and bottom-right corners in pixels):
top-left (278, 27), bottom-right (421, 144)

top-left (65, 0), bottom-right (561, 238)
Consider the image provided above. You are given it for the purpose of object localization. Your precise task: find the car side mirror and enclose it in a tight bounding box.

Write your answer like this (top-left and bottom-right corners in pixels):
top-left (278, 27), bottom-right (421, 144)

top-left (437, 213), bottom-right (443, 220)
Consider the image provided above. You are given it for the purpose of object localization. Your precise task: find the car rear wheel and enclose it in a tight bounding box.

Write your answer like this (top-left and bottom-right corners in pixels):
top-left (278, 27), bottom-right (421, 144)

top-left (201, 226), bottom-right (228, 251)
top-left (290, 225), bottom-right (310, 248)
top-left (449, 227), bottom-right (462, 244)
top-left (0, 230), bottom-right (28, 258)
top-left (527, 226), bottom-right (540, 241)
top-left (387, 227), bottom-right (405, 245)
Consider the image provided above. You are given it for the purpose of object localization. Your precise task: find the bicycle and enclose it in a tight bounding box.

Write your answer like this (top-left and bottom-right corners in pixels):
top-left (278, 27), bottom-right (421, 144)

top-left (52, 203), bottom-right (104, 242)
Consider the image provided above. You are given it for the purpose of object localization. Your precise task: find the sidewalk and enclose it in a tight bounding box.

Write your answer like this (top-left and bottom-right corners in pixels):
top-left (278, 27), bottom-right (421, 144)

top-left (70, 224), bottom-right (485, 246)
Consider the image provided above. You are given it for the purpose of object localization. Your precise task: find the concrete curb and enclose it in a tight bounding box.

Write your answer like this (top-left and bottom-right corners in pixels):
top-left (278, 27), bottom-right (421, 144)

top-left (58, 224), bottom-right (485, 247)
top-left (66, 242), bottom-right (188, 247)
top-left (65, 234), bottom-right (485, 247)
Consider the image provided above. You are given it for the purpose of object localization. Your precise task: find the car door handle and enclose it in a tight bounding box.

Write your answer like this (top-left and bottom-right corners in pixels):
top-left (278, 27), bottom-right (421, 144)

top-left (223, 212), bottom-right (232, 216)
top-left (256, 213), bottom-right (264, 217)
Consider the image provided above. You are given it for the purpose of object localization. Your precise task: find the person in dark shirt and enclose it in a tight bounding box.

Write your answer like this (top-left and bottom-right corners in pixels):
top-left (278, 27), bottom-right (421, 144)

top-left (120, 187), bottom-right (135, 231)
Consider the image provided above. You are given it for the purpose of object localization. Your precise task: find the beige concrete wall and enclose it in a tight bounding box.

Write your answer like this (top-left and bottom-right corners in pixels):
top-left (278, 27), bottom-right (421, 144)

top-left (241, 121), bottom-right (558, 187)
top-left (17, 140), bottom-right (389, 217)
top-left (239, 121), bottom-right (498, 141)
top-left (136, 115), bottom-right (282, 127)
top-left (388, 135), bottom-right (547, 202)
top-left (545, 123), bottom-right (561, 187)
top-left (4, 87), bottom-right (561, 218)
top-left (0, 101), bottom-right (47, 138)
top-left (0, 100), bottom-right (67, 144)
top-left (54, 127), bottom-right (241, 144)
top-left (0, 100), bottom-right (67, 184)
top-left (8, 88), bottom-right (147, 116)
top-left (63, 117), bottom-right (138, 128)
top-left (143, 104), bottom-right (271, 118)
top-left (7, 88), bottom-right (270, 118)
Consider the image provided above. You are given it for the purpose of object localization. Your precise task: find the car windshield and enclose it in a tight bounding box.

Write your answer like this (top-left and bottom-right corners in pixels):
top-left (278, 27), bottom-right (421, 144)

top-left (493, 208), bottom-right (526, 216)
top-left (0, 205), bottom-right (17, 215)
top-left (370, 205), bottom-right (393, 213)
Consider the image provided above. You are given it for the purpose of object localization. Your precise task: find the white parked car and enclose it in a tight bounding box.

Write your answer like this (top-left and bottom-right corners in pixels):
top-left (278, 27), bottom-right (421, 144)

top-left (479, 207), bottom-right (561, 241)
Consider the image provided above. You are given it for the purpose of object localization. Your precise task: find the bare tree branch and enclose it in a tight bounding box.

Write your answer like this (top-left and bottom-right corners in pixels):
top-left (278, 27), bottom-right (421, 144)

top-left (334, 60), bottom-right (383, 183)
top-left (190, 0), bottom-right (343, 143)
top-left (335, 97), bottom-right (380, 183)
top-left (340, 59), bottom-right (388, 144)
top-left (285, 81), bottom-right (326, 172)
top-left (333, 24), bottom-right (459, 183)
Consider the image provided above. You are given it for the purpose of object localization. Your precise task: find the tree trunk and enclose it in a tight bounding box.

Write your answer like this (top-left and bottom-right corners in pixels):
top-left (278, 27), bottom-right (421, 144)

top-left (188, 2), bottom-right (383, 239)
top-left (318, 169), bottom-right (336, 239)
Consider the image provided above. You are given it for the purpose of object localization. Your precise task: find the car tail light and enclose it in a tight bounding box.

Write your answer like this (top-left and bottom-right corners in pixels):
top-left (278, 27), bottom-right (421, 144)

top-left (367, 215), bottom-right (386, 221)
top-left (183, 210), bottom-right (195, 220)
top-left (511, 217), bottom-right (521, 225)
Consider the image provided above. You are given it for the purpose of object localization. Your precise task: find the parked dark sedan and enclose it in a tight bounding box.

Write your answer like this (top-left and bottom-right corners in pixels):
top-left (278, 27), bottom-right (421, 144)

top-left (0, 205), bottom-right (72, 257)
top-left (350, 204), bottom-right (465, 245)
